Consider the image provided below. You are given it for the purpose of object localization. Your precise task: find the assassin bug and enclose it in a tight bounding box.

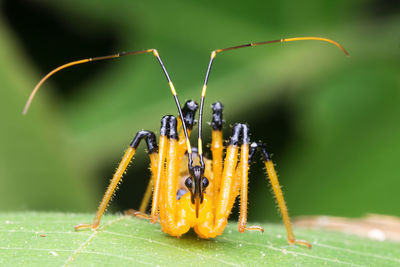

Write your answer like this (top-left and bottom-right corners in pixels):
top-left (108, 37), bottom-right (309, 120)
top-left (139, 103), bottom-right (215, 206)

top-left (23, 37), bottom-right (348, 248)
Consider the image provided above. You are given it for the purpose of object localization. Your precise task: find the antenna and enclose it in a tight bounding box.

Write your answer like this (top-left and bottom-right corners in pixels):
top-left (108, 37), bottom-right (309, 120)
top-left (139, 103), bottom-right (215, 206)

top-left (197, 37), bottom-right (349, 168)
top-left (22, 48), bottom-right (194, 168)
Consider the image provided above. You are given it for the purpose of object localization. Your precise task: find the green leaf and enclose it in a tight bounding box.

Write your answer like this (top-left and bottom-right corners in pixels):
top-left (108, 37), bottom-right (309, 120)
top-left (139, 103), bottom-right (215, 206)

top-left (0, 212), bottom-right (399, 266)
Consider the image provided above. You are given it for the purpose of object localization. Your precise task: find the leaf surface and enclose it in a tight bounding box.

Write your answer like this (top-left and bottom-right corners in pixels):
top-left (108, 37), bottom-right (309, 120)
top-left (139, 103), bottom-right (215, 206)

top-left (0, 212), bottom-right (399, 266)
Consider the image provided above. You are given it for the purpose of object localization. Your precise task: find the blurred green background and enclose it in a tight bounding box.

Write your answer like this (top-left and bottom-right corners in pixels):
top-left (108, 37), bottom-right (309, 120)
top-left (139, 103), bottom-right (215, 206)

top-left (0, 0), bottom-right (399, 222)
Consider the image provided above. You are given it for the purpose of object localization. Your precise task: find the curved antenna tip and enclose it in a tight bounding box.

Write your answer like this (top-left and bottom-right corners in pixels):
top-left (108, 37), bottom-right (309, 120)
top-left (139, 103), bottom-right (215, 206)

top-left (282, 37), bottom-right (349, 57)
top-left (22, 86), bottom-right (38, 115)
top-left (22, 104), bottom-right (29, 115)
top-left (22, 99), bottom-right (30, 115)
top-left (336, 43), bottom-right (349, 57)
top-left (21, 50), bottom-right (159, 116)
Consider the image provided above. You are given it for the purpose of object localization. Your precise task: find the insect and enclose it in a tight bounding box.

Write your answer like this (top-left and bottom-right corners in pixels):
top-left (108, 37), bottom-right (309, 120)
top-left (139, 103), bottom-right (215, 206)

top-left (23, 37), bottom-right (348, 248)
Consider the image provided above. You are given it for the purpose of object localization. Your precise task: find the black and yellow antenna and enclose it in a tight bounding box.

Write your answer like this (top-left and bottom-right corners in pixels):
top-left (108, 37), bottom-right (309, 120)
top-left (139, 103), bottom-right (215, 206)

top-left (22, 48), bottom-right (195, 168)
top-left (197, 37), bottom-right (349, 168)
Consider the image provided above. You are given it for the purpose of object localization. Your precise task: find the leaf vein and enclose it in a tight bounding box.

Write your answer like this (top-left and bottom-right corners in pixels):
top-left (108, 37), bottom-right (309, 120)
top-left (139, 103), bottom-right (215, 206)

top-left (62, 215), bottom-right (129, 266)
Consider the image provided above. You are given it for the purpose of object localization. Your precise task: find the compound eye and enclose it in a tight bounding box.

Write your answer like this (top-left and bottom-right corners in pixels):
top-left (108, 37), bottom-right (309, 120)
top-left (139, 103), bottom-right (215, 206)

top-left (185, 177), bottom-right (193, 190)
top-left (201, 177), bottom-right (209, 189)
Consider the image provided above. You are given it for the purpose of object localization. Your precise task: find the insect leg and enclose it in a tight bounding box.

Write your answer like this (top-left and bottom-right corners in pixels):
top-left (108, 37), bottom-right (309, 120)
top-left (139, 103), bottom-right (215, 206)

top-left (249, 142), bottom-right (312, 248)
top-left (236, 125), bottom-right (264, 233)
top-left (159, 116), bottom-right (194, 236)
top-left (210, 102), bottom-right (224, 206)
top-left (150, 116), bottom-right (169, 224)
top-left (138, 149), bottom-right (158, 213)
top-left (194, 123), bottom-right (242, 238)
top-left (138, 177), bottom-right (154, 213)
top-left (74, 130), bottom-right (158, 230)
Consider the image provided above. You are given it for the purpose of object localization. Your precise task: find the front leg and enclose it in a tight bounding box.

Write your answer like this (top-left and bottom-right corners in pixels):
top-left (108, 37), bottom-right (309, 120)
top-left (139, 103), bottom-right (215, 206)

top-left (210, 102), bottom-right (224, 201)
top-left (158, 116), bottom-right (195, 237)
top-left (195, 123), bottom-right (247, 238)
top-left (194, 141), bottom-right (238, 238)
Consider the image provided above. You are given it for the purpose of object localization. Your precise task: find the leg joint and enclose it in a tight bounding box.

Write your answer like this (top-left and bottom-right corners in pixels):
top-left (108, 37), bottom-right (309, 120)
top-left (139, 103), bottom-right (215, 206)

top-left (248, 142), bottom-right (271, 164)
top-left (181, 100), bottom-right (199, 130)
top-left (229, 123), bottom-right (250, 145)
top-left (211, 101), bottom-right (223, 131)
top-left (130, 130), bottom-right (158, 154)
top-left (160, 115), bottom-right (178, 140)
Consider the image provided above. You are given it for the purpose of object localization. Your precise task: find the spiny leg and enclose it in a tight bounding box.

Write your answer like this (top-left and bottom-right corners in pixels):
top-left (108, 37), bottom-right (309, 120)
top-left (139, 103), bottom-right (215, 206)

top-left (150, 116), bottom-right (169, 223)
top-left (195, 124), bottom-right (243, 238)
top-left (214, 127), bottom-right (240, 231)
top-left (194, 142), bottom-right (238, 238)
top-left (233, 124), bottom-right (264, 234)
top-left (138, 137), bottom-right (160, 214)
top-left (160, 116), bottom-right (193, 236)
top-left (249, 142), bottom-right (312, 248)
top-left (75, 130), bottom-right (158, 230)
top-left (138, 178), bottom-right (154, 213)
top-left (210, 102), bottom-right (224, 206)
top-left (132, 147), bottom-right (158, 218)
top-left (162, 117), bottom-right (181, 231)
